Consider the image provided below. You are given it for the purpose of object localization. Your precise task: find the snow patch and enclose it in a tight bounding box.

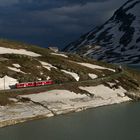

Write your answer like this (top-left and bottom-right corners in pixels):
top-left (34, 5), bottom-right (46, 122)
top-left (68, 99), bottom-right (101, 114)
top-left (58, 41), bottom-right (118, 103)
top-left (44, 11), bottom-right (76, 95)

top-left (8, 67), bottom-right (25, 74)
top-left (0, 102), bottom-right (53, 124)
top-left (51, 53), bottom-right (68, 58)
top-left (77, 62), bottom-right (115, 72)
top-left (22, 90), bottom-right (86, 103)
top-left (40, 61), bottom-right (57, 71)
top-left (9, 98), bottom-right (18, 102)
top-left (88, 73), bottom-right (98, 79)
top-left (0, 75), bottom-right (18, 90)
top-left (0, 47), bottom-right (41, 57)
top-left (79, 85), bottom-right (129, 100)
top-left (46, 76), bottom-right (51, 80)
top-left (107, 82), bottom-right (116, 87)
top-left (61, 70), bottom-right (80, 81)
top-left (13, 64), bottom-right (21, 68)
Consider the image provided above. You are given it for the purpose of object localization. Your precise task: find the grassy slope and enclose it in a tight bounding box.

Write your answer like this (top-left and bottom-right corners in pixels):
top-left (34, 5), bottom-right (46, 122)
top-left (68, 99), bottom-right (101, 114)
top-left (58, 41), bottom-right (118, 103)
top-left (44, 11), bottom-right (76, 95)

top-left (0, 39), bottom-right (116, 83)
top-left (0, 39), bottom-right (140, 105)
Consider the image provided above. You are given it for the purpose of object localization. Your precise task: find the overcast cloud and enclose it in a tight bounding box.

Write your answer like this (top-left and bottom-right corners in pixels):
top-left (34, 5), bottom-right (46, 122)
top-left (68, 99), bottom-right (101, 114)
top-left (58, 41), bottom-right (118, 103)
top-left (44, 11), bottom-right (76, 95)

top-left (0, 0), bottom-right (126, 48)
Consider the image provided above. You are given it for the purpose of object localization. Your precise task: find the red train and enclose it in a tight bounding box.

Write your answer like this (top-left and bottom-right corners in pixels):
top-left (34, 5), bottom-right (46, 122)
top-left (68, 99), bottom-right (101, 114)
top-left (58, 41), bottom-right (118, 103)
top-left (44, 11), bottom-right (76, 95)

top-left (16, 80), bottom-right (54, 88)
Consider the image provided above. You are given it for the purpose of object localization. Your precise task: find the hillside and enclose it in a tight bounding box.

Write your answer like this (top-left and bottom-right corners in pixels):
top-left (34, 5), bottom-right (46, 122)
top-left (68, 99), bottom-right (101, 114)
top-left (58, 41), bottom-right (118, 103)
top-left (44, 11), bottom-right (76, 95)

top-left (63, 0), bottom-right (140, 65)
top-left (0, 39), bottom-right (118, 90)
top-left (0, 39), bottom-right (140, 127)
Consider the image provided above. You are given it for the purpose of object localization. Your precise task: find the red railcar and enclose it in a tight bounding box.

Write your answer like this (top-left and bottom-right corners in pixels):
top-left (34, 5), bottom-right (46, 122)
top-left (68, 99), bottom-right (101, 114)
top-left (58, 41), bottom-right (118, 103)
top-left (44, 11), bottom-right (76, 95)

top-left (16, 80), bottom-right (53, 89)
top-left (35, 80), bottom-right (53, 86)
top-left (16, 82), bottom-right (35, 88)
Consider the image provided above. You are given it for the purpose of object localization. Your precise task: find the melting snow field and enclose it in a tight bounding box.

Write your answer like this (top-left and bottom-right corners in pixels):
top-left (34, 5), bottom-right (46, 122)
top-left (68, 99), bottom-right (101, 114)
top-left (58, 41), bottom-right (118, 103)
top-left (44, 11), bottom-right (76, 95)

top-left (21, 87), bottom-right (131, 115)
top-left (0, 47), bottom-right (41, 57)
top-left (0, 102), bottom-right (53, 127)
top-left (0, 85), bottom-right (131, 127)
top-left (79, 85), bottom-right (130, 101)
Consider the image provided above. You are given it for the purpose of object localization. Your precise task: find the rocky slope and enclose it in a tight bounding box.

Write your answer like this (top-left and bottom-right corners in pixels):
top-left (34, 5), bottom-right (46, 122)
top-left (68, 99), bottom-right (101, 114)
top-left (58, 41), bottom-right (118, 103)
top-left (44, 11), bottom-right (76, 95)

top-left (63, 0), bottom-right (140, 65)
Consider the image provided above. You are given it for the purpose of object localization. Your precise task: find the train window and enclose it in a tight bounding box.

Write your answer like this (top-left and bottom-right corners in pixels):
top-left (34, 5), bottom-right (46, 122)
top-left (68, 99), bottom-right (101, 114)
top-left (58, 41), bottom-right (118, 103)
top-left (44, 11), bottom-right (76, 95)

top-left (20, 84), bottom-right (24, 86)
top-left (28, 83), bottom-right (33, 85)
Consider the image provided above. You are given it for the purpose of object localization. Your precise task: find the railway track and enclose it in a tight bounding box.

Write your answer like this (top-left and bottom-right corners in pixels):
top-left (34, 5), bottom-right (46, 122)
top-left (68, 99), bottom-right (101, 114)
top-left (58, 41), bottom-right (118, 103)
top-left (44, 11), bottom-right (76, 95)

top-left (0, 71), bottom-right (124, 94)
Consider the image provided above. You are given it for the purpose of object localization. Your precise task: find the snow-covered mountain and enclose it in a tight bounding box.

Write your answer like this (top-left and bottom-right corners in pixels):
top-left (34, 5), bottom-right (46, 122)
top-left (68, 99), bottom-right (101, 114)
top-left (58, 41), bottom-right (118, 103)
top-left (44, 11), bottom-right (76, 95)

top-left (63, 0), bottom-right (140, 64)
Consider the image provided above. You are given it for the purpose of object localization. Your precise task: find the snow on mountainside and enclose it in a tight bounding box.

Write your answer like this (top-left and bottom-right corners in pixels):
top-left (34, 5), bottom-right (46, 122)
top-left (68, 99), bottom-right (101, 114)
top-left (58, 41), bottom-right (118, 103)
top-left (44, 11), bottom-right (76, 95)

top-left (63, 0), bottom-right (140, 64)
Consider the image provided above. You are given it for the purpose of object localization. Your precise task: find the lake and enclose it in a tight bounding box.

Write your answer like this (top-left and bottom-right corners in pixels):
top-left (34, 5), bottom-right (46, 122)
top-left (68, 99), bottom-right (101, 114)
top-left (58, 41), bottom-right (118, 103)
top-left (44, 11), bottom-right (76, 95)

top-left (0, 102), bottom-right (140, 140)
top-left (0, 65), bottom-right (140, 140)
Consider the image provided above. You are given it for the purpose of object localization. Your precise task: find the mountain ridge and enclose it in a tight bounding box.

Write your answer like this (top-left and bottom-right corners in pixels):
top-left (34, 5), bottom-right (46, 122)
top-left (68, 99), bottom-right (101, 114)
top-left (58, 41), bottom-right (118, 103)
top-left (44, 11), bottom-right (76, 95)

top-left (63, 0), bottom-right (140, 65)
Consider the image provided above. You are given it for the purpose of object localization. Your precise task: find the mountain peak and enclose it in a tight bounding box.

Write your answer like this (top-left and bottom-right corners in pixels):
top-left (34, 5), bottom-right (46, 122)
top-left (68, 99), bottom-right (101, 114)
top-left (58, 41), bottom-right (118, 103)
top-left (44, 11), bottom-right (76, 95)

top-left (63, 0), bottom-right (140, 65)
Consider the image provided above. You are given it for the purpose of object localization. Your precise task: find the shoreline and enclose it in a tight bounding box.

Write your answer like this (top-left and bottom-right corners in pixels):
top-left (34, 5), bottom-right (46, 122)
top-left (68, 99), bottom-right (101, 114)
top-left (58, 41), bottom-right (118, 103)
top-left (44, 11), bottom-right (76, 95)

top-left (0, 97), bottom-right (132, 128)
top-left (1, 85), bottom-right (139, 128)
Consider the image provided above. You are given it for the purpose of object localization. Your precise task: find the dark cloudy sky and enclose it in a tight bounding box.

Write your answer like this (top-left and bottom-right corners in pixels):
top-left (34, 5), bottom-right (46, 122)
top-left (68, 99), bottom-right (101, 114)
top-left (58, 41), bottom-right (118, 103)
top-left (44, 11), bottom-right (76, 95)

top-left (0, 0), bottom-right (126, 49)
